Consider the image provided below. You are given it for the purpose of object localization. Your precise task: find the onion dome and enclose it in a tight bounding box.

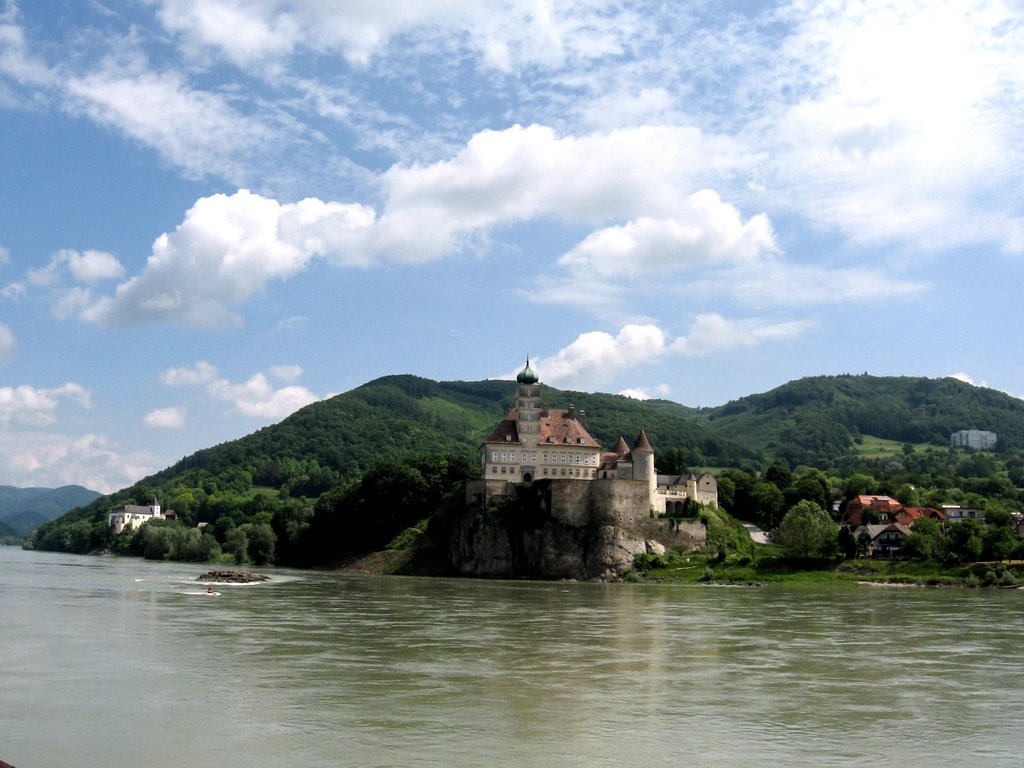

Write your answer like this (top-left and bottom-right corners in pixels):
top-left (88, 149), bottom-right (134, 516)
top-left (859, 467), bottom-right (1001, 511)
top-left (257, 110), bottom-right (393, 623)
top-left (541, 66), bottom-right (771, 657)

top-left (516, 358), bottom-right (539, 384)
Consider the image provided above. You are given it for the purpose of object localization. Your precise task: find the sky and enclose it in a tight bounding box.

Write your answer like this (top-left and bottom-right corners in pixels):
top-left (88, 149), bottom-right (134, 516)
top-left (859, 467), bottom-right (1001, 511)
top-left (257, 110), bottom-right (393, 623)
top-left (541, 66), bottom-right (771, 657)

top-left (1, 0), bottom-right (1022, 493)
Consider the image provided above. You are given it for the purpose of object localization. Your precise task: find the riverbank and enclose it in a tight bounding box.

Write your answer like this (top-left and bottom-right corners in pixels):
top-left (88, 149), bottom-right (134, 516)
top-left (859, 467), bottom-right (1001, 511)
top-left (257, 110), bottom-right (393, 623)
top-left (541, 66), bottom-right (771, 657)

top-left (629, 549), bottom-right (1024, 588)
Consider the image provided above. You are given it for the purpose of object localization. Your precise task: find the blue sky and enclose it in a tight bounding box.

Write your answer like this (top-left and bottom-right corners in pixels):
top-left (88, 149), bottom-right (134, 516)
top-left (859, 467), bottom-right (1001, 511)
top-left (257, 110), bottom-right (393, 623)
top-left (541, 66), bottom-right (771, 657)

top-left (1, 0), bottom-right (1022, 493)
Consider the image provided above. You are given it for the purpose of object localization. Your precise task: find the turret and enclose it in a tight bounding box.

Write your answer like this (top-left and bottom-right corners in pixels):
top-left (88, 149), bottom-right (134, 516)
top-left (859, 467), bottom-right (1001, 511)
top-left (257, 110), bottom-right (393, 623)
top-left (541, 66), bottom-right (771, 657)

top-left (632, 430), bottom-right (656, 500)
top-left (515, 358), bottom-right (541, 450)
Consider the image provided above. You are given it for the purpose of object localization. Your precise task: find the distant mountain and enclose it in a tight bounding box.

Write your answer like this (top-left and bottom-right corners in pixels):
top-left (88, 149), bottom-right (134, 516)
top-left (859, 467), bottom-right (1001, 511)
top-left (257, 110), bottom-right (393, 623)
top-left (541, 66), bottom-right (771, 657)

top-left (700, 374), bottom-right (1024, 466)
top-left (0, 485), bottom-right (102, 535)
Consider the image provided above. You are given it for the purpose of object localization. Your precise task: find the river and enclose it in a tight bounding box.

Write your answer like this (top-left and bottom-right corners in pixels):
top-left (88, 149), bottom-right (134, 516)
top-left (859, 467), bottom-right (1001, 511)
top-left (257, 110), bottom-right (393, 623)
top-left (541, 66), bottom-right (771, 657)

top-left (1, 546), bottom-right (1021, 767)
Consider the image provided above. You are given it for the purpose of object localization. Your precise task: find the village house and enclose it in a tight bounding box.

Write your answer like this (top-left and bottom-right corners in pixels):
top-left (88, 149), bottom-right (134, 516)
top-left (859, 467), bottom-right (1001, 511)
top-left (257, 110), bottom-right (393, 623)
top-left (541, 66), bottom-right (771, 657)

top-left (842, 495), bottom-right (946, 527)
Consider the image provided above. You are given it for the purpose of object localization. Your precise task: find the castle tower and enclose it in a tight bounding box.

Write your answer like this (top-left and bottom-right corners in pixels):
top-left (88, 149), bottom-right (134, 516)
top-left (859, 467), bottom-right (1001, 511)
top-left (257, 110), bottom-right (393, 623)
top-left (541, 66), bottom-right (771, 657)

top-left (515, 358), bottom-right (542, 453)
top-left (632, 430), bottom-right (656, 500)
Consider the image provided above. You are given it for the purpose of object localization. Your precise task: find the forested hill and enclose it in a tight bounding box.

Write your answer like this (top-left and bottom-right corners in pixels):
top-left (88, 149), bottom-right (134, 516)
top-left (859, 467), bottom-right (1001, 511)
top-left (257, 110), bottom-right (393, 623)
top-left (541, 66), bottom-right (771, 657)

top-left (80, 374), bottom-right (753, 515)
top-left (35, 373), bottom-right (1024, 525)
top-left (700, 374), bottom-right (1024, 466)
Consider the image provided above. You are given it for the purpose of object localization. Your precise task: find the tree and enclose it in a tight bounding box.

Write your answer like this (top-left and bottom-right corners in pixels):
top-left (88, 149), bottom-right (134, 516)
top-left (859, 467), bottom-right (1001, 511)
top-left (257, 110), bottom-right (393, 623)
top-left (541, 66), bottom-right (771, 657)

top-left (947, 519), bottom-right (985, 563)
top-left (225, 526), bottom-right (249, 564)
top-left (242, 523), bottom-right (276, 565)
top-left (902, 517), bottom-right (948, 562)
top-left (774, 500), bottom-right (839, 560)
top-left (751, 481), bottom-right (786, 531)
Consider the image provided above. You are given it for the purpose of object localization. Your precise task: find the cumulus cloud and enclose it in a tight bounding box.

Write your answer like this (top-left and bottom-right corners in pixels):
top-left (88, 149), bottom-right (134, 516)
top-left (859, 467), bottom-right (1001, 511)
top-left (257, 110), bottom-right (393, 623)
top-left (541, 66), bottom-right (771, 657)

top-left (377, 124), bottom-right (741, 260)
top-left (619, 383), bottom-right (672, 401)
top-left (0, 382), bottom-right (92, 427)
top-left (534, 324), bottom-right (668, 390)
top-left (0, 429), bottom-right (158, 494)
top-left (207, 373), bottom-right (317, 419)
top-left (78, 125), bottom-right (746, 327)
top-left (160, 360), bottom-right (219, 387)
top-left (558, 190), bottom-right (776, 278)
top-left (0, 321), bottom-right (14, 361)
top-left (82, 191), bottom-right (375, 328)
top-left (143, 406), bottom-right (186, 429)
top-left (532, 314), bottom-right (813, 390)
top-left (161, 360), bottom-right (318, 420)
top-left (949, 372), bottom-right (987, 388)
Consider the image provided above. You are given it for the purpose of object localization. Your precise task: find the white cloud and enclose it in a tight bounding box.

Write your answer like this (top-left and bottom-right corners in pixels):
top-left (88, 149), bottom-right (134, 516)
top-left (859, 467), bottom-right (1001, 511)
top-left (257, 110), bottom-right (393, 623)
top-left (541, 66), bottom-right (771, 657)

top-left (143, 406), bottom-right (186, 429)
top-left (162, 360), bottom-right (318, 420)
top-left (0, 245), bottom-right (9, 265)
top-left (671, 313), bottom-right (812, 356)
top-left (0, 382), bottom-right (92, 427)
top-left (533, 324), bottom-right (669, 390)
top-left (64, 61), bottom-right (277, 183)
top-left (0, 321), bottom-right (13, 361)
top-left (268, 364), bottom-right (302, 383)
top-left (558, 190), bottom-right (776, 279)
top-left (532, 313), bottom-right (814, 390)
top-left (949, 372), bottom-right (988, 389)
top-left (755, 1), bottom-right (1024, 253)
top-left (154, 0), bottom-right (635, 71)
top-left (706, 259), bottom-right (927, 309)
top-left (377, 124), bottom-right (742, 261)
top-left (619, 383), bottom-right (672, 401)
top-left (0, 429), bottom-right (158, 494)
top-left (207, 373), bottom-right (317, 419)
top-left (83, 190), bottom-right (376, 328)
top-left (65, 249), bottom-right (125, 283)
top-left (160, 360), bottom-right (219, 387)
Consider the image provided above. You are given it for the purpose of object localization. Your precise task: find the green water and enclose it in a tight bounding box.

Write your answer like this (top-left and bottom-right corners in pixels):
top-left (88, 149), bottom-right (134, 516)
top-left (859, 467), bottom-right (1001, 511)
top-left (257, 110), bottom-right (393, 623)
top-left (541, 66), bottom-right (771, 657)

top-left (1, 547), bottom-right (1021, 767)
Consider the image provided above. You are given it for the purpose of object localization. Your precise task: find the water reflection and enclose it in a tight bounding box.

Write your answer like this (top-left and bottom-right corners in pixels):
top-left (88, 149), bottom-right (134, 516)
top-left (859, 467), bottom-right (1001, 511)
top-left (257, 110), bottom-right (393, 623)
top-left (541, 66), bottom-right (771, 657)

top-left (2, 548), bottom-right (1022, 768)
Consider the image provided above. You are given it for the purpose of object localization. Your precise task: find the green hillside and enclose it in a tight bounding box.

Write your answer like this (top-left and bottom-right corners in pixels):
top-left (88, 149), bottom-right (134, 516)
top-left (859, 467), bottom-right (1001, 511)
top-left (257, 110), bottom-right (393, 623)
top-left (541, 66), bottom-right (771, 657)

top-left (27, 375), bottom-right (755, 556)
top-left (27, 371), bottom-right (1024, 563)
top-left (701, 375), bottom-right (1024, 466)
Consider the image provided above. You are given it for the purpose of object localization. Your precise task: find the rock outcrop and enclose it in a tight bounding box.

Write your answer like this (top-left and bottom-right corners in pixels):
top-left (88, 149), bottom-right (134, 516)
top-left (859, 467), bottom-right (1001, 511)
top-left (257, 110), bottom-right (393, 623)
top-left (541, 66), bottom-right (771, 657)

top-left (197, 570), bottom-right (269, 583)
top-left (454, 479), bottom-right (705, 580)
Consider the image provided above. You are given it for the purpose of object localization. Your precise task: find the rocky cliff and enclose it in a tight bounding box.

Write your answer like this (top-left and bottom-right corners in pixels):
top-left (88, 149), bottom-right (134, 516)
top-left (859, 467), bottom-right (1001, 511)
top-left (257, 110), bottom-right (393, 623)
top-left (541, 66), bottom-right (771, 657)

top-left (454, 479), bottom-right (706, 580)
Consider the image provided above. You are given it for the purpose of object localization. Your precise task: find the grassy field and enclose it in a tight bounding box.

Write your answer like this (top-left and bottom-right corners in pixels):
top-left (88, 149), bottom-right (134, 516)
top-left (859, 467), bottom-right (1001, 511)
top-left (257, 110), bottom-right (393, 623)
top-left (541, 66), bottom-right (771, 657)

top-left (851, 434), bottom-right (930, 459)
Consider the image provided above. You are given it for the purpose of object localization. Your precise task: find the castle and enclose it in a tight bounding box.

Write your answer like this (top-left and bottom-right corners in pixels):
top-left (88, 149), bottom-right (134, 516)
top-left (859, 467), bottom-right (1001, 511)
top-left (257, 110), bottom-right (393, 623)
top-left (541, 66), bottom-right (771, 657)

top-left (469, 360), bottom-right (718, 514)
top-left (108, 498), bottom-right (170, 535)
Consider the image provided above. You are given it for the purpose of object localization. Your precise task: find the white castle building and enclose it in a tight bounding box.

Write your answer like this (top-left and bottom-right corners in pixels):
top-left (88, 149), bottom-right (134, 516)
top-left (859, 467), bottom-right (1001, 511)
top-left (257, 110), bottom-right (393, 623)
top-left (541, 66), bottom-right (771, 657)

top-left (108, 498), bottom-right (165, 535)
top-left (474, 360), bottom-right (717, 513)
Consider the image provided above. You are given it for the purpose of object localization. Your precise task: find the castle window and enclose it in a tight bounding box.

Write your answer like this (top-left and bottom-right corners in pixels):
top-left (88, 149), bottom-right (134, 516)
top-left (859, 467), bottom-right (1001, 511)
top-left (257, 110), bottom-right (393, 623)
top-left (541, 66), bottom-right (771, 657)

top-left (505, 435), bottom-right (512, 442)
top-left (531, 452), bottom-right (536, 462)
top-left (521, 452), bottom-right (527, 462)
top-left (578, 437), bottom-right (585, 444)
top-left (491, 452), bottom-right (498, 462)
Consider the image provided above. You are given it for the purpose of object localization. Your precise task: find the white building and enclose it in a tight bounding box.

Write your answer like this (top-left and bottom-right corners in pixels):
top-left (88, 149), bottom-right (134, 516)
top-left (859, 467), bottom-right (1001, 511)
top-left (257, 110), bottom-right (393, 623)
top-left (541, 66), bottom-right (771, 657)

top-left (108, 498), bottom-right (164, 535)
top-left (950, 429), bottom-right (997, 450)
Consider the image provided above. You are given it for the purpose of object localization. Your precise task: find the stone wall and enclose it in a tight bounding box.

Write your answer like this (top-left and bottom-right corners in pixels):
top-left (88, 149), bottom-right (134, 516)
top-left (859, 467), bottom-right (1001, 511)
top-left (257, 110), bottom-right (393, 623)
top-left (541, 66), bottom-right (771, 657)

top-left (453, 478), bottom-right (706, 580)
